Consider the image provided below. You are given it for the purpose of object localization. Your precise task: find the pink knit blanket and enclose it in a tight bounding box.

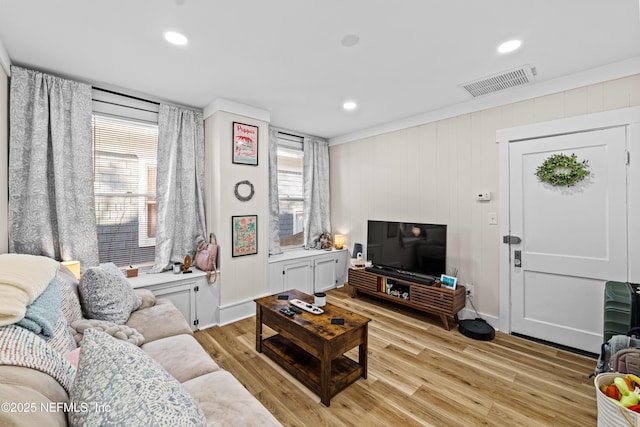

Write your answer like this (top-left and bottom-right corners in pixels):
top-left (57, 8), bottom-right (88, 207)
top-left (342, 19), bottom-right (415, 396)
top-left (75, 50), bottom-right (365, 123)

top-left (0, 324), bottom-right (75, 393)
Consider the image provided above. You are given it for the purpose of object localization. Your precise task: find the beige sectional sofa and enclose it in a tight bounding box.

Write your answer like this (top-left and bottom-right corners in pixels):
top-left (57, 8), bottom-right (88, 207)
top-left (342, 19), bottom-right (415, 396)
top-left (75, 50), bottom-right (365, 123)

top-left (0, 257), bottom-right (281, 426)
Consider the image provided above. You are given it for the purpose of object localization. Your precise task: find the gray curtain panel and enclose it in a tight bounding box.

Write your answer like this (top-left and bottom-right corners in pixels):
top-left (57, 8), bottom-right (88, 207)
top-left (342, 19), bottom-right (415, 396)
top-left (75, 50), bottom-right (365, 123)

top-left (150, 104), bottom-right (207, 273)
top-left (303, 137), bottom-right (331, 248)
top-left (268, 129), bottom-right (282, 255)
top-left (8, 66), bottom-right (99, 267)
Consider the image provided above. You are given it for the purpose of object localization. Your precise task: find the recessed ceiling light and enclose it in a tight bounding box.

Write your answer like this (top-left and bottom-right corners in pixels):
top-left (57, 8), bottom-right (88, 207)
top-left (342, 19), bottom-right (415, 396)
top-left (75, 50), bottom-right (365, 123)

top-left (164, 31), bottom-right (188, 46)
top-left (498, 39), bottom-right (521, 54)
top-left (343, 101), bottom-right (357, 111)
top-left (341, 34), bottom-right (360, 48)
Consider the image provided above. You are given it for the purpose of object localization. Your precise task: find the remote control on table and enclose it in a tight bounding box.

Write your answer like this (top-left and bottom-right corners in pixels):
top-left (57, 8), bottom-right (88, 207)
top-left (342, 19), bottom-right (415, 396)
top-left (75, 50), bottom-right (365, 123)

top-left (289, 306), bottom-right (302, 314)
top-left (279, 307), bottom-right (295, 317)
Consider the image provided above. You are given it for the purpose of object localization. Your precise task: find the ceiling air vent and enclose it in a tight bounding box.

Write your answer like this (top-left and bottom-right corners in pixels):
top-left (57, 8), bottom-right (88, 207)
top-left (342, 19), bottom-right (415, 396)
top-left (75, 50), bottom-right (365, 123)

top-left (461, 65), bottom-right (536, 97)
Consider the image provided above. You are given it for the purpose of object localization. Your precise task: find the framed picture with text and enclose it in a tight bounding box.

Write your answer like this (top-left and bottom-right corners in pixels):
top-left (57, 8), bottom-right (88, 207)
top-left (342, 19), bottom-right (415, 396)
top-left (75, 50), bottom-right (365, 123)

top-left (232, 215), bottom-right (258, 257)
top-left (232, 122), bottom-right (258, 165)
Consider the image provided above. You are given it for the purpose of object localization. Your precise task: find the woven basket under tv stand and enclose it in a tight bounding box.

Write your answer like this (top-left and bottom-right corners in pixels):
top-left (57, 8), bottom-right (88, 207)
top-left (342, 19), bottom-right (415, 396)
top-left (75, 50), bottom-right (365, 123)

top-left (347, 268), bottom-right (465, 330)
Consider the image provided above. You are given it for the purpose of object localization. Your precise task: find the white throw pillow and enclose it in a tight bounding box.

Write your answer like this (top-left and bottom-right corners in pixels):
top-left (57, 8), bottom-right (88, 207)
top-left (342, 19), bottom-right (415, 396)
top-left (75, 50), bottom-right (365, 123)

top-left (69, 329), bottom-right (207, 426)
top-left (78, 267), bottom-right (141, 324)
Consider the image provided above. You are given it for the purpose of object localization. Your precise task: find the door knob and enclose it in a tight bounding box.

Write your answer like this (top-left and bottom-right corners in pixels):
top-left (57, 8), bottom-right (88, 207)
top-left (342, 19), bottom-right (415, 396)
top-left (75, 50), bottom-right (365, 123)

top-left (503, 235), bottom-right (521, 244)
top-left (514, 250), bottom-right (522, 268)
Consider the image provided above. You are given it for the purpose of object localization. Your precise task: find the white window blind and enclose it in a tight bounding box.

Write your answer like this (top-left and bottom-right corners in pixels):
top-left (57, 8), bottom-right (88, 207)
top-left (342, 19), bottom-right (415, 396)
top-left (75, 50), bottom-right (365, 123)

top-left (92, 114), bottom-right (158, 267)
top-left (277, 133), bottom-right (304, 248)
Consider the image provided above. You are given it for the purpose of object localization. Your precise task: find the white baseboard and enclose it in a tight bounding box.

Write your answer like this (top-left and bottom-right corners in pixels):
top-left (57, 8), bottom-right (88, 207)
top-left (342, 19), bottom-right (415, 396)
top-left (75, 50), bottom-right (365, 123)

top-left (195, 322), bottom-right (218, 331)
top-left (203, 295), bottom-right (501, 332)
top-left (218, 296), bottom-right (264, 326)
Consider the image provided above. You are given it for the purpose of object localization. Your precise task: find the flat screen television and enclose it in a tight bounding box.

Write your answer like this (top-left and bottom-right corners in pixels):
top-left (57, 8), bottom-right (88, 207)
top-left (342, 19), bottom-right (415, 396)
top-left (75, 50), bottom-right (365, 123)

top-left (366, 220), bottom-right (446, 284)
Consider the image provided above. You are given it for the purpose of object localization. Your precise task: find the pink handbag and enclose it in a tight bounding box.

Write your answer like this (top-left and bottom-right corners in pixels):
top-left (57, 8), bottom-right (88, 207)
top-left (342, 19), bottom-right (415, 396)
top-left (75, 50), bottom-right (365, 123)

top-left (195, 233), bottom-right (218, 283)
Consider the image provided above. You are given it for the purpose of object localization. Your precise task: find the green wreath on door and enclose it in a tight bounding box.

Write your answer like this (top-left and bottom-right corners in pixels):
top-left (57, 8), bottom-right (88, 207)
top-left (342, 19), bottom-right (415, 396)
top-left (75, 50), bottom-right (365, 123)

top-left (535, 153), bottom-right (590, 187)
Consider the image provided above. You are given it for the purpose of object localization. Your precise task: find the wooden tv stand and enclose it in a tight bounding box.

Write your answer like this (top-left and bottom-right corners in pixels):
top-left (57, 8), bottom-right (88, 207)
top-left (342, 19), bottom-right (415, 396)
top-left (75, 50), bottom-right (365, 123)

top-left (347, 268), bottom-right (465, 330)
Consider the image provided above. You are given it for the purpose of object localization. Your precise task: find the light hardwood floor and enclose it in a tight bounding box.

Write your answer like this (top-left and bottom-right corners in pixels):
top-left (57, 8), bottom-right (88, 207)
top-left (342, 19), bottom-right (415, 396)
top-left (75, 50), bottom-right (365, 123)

top-left (194, 287), bottom-right (598, 426)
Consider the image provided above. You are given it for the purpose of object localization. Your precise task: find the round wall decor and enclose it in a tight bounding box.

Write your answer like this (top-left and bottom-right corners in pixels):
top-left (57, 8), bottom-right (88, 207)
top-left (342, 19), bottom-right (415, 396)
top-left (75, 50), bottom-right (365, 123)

top-left (535, 153), bottom-right (590, 187)
top-left (234, 180), bottom-right (255, 202)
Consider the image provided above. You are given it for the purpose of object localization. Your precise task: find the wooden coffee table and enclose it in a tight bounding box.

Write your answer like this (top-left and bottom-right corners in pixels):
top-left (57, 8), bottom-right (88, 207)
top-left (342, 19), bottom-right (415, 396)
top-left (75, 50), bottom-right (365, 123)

top-left (255, 289), bottom-right (371, 406)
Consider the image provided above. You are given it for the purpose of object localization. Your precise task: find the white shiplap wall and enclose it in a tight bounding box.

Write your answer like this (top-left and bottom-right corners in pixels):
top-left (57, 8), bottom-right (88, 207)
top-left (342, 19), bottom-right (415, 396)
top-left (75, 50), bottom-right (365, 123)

top-left (204, 111), bottom-right (270, 316)
top-left (329, 74), bottom-right (640, 319)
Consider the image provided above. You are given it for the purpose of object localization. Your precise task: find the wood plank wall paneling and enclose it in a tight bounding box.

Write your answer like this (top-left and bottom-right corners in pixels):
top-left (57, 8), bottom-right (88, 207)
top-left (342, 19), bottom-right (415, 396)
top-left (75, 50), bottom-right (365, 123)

top-left (204, 111), bottom-right (269, 306)
top-left (328, 74), bottom-right (640, 319)
top-left (195, 288), bottom-right (598, 426)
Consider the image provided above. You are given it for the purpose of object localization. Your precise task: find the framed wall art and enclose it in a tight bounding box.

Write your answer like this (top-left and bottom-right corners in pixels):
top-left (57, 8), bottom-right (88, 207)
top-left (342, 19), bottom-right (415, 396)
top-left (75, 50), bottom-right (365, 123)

top-left (232, 122), bottom-right (259, 165)
top-left (232, 215), bottom-right (258, 257)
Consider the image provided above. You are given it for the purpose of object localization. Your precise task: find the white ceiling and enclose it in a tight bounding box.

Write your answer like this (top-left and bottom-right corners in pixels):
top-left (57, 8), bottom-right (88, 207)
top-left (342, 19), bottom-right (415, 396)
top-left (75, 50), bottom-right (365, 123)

top-left (1, 0), bottom-right (639, 140)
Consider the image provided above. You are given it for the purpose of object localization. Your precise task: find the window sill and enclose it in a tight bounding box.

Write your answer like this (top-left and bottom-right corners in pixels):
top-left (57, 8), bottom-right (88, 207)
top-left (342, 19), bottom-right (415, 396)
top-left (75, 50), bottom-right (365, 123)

top-left (268, 247), bottom-right (347, 264)
top-left (128, 268), bottom-right (210, 288)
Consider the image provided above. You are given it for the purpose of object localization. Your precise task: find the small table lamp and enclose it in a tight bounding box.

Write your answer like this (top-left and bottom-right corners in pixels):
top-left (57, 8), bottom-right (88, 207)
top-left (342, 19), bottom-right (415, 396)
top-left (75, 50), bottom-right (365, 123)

top-left (61, 260), bottom-right (81, 280)
top-left (334, 234), bottom-right (345, 250)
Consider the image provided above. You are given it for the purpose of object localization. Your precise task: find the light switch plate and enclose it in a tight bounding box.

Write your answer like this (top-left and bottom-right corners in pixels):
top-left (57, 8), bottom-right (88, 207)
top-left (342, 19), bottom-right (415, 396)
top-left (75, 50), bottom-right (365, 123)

top-left (488, 212), bottom-right (498, 225)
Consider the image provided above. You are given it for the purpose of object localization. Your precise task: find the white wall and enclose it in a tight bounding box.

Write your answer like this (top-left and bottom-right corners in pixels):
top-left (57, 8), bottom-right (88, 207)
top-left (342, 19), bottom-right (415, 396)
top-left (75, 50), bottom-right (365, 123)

top-left (0, 65), bottom-right (8, 254)
top-left (329, 74), bottom-right (640, 319)
top-left (204, 110), bottom-right (269, 311)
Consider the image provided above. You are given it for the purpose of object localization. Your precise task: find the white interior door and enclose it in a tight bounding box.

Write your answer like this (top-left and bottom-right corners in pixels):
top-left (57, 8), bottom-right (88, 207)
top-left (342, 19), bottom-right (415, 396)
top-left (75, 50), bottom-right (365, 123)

top-left (508, 126), bottom-right (628, 353)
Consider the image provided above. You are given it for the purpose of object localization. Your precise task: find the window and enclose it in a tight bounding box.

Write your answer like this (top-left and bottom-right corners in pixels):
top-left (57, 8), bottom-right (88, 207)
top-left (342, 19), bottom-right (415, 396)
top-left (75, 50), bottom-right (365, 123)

top-left (92, 114), bottom-right (158, 266)
top-left (277, 134), bottom-right (304, 248)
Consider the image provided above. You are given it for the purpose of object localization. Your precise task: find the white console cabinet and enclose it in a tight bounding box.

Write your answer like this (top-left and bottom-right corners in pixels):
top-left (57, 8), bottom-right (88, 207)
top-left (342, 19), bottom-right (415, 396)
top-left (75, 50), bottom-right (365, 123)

top-left (129, 269), bottom-right (219, 331)
top-left (282, 260), bottom-right (313, 294)
top-left (268, 249), bottom-right (348, 295)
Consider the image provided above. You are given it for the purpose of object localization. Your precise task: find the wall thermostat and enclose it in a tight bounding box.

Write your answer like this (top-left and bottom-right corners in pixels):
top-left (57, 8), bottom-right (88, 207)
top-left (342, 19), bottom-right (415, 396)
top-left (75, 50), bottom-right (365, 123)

top-left (476, 192), bottom-right (491, 201)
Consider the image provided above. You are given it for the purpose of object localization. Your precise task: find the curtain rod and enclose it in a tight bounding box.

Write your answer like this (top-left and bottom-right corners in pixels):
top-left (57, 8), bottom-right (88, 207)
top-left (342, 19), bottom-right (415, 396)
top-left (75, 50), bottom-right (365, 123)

top-left (93, 86), bottom-right (204, 115)
top-left (93, 99), bottom-right (158, 115)
top-left (93, 87), bottom-right (160, 106)
top-left (271, 126), bottom-right (325, 142)
top-left (278, 131), bottom-right (303, 139)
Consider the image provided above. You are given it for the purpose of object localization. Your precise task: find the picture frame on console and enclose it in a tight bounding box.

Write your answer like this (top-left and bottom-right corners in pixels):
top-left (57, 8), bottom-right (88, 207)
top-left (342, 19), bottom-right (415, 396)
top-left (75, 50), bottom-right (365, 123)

top-left (440, 274), bottom-right (457, 290)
